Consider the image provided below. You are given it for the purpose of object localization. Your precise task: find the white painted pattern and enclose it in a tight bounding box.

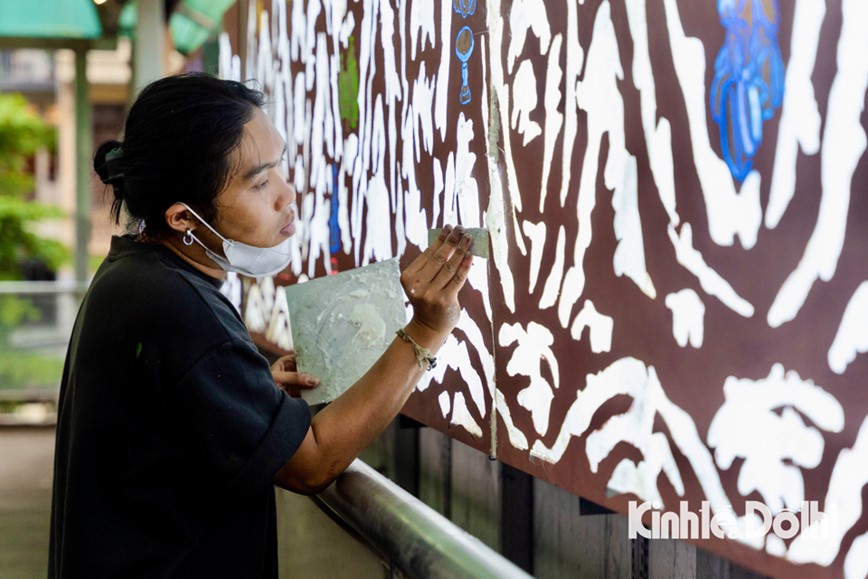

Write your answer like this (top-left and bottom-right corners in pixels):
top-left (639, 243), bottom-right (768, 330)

top-left (766, 0), bottom-right (824, 230)
top-left (665, 289), bottom-right (705, 349)
top-left (767, 0), bottom-right (868, 329)
top-left (787, 416), bottom-right (868, 568)
top-left (828, 281), bottom-right (868, 374)
top-left (707, 364), bottom-right (844, 513)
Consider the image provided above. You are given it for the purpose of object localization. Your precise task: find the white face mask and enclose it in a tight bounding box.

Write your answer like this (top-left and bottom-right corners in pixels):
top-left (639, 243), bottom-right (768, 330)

top-left (179, 203), bottom-right (293, 278)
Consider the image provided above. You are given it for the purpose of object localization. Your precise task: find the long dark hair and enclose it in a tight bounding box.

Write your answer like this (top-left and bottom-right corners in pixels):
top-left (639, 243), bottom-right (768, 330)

top-left (93, 73), bottom-right (266, 236)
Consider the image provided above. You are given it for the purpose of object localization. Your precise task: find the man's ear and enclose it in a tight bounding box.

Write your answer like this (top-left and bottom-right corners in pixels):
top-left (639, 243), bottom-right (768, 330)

top-left (165, 203), bottom-right (195, 234)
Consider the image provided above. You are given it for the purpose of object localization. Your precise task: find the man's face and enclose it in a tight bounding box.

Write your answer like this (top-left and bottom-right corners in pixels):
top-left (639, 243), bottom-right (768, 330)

top-left (205, 107), bottom-right (297, 252)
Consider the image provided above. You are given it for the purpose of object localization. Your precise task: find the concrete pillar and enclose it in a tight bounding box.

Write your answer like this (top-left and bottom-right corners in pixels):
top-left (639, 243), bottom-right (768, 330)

top-left (134, 0), bottom-right (165, 93)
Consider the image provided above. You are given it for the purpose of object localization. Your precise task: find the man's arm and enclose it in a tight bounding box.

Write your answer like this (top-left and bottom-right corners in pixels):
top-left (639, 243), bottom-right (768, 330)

top-left (273, 225), bottom-right (473, 494)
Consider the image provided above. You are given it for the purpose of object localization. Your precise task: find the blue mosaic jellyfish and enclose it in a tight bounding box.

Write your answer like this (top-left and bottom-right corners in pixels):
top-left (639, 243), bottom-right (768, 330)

top-left (455, 26), bottom-right (475, 105)
top-left (710, 0), bottom-right (784, 181)
top-left (453, 0), bottom-right (477, 19)
top-left (453, 0), bottom-right (477, 105)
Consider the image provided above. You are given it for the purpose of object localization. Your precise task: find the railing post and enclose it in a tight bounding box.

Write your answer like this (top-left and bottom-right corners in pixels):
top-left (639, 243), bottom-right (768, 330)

top-left (73, 45), bottom-right (91, 287)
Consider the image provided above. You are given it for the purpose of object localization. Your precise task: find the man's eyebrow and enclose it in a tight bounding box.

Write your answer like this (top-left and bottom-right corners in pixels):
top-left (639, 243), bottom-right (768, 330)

top-left (242, 145), bottom-right (287, 181)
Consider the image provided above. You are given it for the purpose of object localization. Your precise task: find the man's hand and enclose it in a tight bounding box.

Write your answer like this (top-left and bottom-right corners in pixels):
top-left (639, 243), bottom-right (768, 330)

top-left (270, 353), bottom-right (320, 398)
top-left (399, 224), bottom-right (474, 346)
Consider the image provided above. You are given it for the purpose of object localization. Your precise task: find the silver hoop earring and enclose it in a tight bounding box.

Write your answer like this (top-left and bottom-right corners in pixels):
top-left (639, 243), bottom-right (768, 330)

top-left (183, 230), bottom-right (194, 246)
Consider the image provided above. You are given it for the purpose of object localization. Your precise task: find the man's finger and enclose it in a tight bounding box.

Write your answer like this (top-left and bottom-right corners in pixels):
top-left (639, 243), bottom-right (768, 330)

top-left (417, 226), bottom-right (463, 279)
top-left (296, 373), bottom-right (320, 387)
top-left (273, 371), bottom-right (320, 388)
top-left (402, 224), bottom-right (457, 280)
top-left (432, 233), bottom-right (473, 290)
top-left (271, 352), bottom-right (298, 373)
top-left (445, 251), bottom-right (473, 294)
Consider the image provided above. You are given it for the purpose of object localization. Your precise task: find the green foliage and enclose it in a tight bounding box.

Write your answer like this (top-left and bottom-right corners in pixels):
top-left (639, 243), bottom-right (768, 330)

top-left (0, 93), bottom-right (56, 157)
top-left (0, 93), bottom-right (65, 279)
top-left (0, 296), bottom-right (39, 346)
top-left (0, 348), bottom-right (64, 390)
top-left (0, 93), bottom-right (55, 199)
top-left (0, 196), bottom-right (67, 278)
top-left (0, 93), bottom-right (67, 344)
top-left (89, 253), bottom-right (105, 273)
top-left (0, 296), bottom-right (39, 328)
top-left (0, 171), bottom-right (34, 199)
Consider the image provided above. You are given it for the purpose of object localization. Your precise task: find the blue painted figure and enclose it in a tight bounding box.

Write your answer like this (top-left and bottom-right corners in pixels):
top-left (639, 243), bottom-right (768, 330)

top-left (329, 165), bottom-right (341, 259)
top-left (453, 0), bottom-right (477, 18)
top-left (710, 0), bottom-right (784, 181)
top-left (453, 0), bottom-right (477, 105)
top-left (455, 26), bottom-right (474, 105)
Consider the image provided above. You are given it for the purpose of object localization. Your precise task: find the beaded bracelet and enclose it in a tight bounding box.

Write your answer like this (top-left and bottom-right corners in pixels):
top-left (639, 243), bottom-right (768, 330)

top-left (396, 328), bottom-right (438, 371)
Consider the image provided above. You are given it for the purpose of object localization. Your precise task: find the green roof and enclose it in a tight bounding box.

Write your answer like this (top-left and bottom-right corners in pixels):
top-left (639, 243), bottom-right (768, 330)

top-left (121, 0), bottom-right (235, 56)
top-left (0, 0), bottom-right (102, 40)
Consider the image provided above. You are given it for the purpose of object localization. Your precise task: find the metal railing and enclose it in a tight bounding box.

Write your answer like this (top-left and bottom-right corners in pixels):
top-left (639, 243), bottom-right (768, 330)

top-left (0, 280), bottom-right (89, 295)
top-left (0, 280), bottom-right (85, 350)
top-left (315, 459), bottom-right (533, 579)
top-left (0, 280), bottom-right (83, 424)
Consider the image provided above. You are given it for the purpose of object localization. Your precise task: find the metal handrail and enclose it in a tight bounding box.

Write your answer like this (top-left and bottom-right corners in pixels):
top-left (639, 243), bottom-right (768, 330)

top-left (0, 281), bottom-right (85, 350)
top-left (0, 280), bottom-right (89, 295)
top-left (315, 459), bottom-right (533, 579)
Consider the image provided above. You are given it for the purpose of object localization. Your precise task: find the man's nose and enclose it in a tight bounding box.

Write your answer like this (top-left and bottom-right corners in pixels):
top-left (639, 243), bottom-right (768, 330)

top-left (277, 177), bottom-right (296, 210)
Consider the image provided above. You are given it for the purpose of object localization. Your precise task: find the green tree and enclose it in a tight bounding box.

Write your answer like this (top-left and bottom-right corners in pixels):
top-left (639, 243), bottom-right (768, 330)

top-left (0, 93), bottom-right (67, 345)
top-left (0, 93), bottom-right (65, 277)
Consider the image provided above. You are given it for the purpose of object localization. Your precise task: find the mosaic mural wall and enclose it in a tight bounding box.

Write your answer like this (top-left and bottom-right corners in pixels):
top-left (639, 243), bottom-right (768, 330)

top-left (221, 1), bottom-right (868, 576)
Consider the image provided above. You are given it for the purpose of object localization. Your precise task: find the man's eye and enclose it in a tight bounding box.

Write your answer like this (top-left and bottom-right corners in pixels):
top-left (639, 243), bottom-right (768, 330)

top-left (255, 179), bottom-right (269, 190)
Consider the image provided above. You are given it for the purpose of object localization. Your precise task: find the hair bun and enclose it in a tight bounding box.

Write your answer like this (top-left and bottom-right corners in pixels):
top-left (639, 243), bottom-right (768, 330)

top-left (94, 140), bottom-right (126, 198)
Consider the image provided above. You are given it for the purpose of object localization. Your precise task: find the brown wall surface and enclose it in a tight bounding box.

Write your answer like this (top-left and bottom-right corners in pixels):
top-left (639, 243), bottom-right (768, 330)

top-left (234, 1), bottom-right (868, 577)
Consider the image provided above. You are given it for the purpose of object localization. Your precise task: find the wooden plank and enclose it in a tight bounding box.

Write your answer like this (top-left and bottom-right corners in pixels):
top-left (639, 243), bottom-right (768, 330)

top-left (393, 416), bottom-right (420, 496)
top-left (418, 426), bottom-right (450, 517)
top-left (696, 545), bottom-right (769, 579)
top-left (450, 439), bottom-right (500, 551)
top-left (648, 539), bottom-right (697, 579)
top-left (533, 479), bottom-right (631, 579)
top-left (500, 463), bottom-right (533, 572)
top-left (359, 420), bottom-right (397, 480)
top-left (604, 514), bottom-right (632, 579)
top-left (696, 545), bottom-right (728, 579)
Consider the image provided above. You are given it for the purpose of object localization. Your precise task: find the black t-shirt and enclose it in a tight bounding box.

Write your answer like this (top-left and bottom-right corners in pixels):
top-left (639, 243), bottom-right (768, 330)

top-left (49, 236), bottom-right (311, 578)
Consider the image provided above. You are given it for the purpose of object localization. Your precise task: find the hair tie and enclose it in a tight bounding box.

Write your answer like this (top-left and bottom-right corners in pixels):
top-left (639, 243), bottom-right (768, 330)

top-left (101, 146), bottom-right (125, 185)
